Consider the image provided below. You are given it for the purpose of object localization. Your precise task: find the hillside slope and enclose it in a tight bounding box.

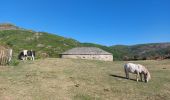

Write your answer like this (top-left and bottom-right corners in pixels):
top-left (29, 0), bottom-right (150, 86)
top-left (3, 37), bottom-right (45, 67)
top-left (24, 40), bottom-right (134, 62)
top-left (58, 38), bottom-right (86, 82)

top-left (80, 43), bottom-right (170, 60)
top-left (0, 23), bottom-right (170, 60)
top-left (0, 29), bottom-right (80, 58)
top-left (110, 43), bottom-right (170, 60)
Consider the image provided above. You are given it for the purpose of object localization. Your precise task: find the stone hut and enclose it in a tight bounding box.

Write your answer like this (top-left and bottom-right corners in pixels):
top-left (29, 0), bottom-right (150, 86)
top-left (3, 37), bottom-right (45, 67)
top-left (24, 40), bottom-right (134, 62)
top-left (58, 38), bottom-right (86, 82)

top-left (60, 47), bottom-right (113, 61)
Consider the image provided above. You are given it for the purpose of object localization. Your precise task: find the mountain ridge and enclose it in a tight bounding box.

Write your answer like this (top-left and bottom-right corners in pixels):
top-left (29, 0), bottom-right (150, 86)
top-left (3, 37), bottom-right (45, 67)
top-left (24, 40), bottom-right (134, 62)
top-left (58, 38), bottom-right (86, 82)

top-left (0, 23), bottom-right (170, 60)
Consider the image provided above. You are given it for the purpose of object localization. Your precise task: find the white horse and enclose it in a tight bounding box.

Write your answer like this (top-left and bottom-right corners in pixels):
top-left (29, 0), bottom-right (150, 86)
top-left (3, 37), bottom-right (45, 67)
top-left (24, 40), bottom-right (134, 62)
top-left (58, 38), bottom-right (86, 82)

top-left (124, 63), bottom-right (151, 82)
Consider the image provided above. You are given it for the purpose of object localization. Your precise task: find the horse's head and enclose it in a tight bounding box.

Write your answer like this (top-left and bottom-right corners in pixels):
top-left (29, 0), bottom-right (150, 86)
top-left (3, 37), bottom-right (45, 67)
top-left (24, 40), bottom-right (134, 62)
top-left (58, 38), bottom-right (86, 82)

top-left (144, 71), bottom-right (151, 83)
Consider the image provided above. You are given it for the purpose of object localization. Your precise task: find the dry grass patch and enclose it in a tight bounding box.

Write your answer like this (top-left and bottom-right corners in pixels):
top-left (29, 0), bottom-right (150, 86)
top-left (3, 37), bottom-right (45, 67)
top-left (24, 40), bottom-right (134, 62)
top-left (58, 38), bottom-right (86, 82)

top-left (0, 58), bottom-right (170, 100)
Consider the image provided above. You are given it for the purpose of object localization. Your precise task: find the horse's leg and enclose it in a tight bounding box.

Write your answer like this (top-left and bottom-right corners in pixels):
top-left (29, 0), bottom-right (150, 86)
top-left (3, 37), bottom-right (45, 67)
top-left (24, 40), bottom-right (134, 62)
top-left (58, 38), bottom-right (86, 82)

top-left (140, 73), bottom-right (143, 82)
top-left (127, 73), bottom-right (129, 79)
top-left (124, 68), bottom-right (129, 79)
top-left (136, 73), bottom-right (139, 82)
top-left (125, 73), bottom-right (129, 79)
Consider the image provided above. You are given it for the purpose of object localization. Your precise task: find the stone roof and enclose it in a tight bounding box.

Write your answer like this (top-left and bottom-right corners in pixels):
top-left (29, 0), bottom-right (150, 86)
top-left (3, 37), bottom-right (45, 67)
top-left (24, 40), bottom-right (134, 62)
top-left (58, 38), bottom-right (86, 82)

top-left (61, 47), bottom-right (112, 55)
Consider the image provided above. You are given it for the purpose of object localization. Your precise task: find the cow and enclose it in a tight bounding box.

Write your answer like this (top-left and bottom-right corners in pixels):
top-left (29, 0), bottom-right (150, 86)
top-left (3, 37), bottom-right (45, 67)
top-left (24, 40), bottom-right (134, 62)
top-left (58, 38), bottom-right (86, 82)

top-left (19, 50), bottom-right (35, 61)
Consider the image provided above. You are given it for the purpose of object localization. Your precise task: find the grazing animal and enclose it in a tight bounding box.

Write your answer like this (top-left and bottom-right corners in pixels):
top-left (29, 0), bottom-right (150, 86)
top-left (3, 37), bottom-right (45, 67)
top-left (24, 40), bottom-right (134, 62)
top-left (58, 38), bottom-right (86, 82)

top-left (19, 50), bottom-right (35, 61)
top-left (124, 63), bottom-right (151, 83)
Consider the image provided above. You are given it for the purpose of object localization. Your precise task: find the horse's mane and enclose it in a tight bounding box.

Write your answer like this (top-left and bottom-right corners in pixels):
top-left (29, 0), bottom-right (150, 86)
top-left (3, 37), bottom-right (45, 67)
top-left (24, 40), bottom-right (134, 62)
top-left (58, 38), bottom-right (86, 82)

top-left (143, 65), bottom-right (151, 80)
top-left (147, 69), bottom-right (151, 79)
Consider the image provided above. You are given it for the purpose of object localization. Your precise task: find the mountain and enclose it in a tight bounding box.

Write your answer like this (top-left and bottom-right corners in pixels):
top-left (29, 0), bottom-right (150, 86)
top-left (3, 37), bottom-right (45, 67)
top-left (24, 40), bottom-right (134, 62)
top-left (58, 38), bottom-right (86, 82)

top-left (0, 24), bottom-right (80, 58)
top-left (0, 23), bottom-right (170, 60)
top-left (0, 23), bottom-right (19, 30)
top-left (81, 43), bottom-right (170, 60)
top-left (110, 43), bottom-right (170, 60)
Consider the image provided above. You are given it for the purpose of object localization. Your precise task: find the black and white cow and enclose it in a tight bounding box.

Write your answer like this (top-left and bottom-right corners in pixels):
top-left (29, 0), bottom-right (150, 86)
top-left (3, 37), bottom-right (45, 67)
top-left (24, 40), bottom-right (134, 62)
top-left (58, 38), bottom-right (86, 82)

top-left (18, 50), bottom-right (35, 61)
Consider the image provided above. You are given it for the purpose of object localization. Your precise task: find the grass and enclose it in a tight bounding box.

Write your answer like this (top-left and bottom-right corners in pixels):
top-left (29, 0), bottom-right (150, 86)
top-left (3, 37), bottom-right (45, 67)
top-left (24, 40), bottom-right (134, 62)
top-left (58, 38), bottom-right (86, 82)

top-left (0, 58), bottom-right (170, 100)
top-left (0, 30), bottom-right (80, 58)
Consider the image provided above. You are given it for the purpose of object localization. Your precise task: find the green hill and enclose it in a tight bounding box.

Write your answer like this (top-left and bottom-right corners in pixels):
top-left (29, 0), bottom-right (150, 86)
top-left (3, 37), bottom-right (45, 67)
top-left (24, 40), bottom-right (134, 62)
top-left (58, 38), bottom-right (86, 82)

top-left (110, 43), bottom-right (170, 60)
top-left (0, 25), bottom-right (80, 58)
top-left (0, 23), bottom-right (170, 60)
top-left (81, 43), bottom-right (170, 60)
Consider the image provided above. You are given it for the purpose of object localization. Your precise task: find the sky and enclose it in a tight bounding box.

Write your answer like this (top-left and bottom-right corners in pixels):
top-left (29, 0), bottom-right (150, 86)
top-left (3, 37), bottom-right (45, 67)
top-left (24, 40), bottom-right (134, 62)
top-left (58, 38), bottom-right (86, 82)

top-left (0, 0), bottom-right (170, 46)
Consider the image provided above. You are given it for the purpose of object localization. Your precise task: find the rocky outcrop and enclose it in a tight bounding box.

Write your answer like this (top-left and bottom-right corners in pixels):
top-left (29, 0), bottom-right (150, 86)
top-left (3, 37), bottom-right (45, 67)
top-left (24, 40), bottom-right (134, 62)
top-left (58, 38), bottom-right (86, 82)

top-left (0, 23), bottom-right (19, 30)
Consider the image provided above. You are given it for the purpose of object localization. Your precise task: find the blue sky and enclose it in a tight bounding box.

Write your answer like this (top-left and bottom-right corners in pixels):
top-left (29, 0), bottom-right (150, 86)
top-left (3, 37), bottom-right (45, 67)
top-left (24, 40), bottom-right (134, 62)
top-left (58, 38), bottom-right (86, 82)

top-left (0, 0), bottom-right (170, 46)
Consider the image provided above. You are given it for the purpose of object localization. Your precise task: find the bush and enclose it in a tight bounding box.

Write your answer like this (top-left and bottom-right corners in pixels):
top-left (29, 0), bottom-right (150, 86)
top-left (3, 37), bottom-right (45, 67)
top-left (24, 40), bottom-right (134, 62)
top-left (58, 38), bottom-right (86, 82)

top-left (9, 59), bottom-right (20, 66)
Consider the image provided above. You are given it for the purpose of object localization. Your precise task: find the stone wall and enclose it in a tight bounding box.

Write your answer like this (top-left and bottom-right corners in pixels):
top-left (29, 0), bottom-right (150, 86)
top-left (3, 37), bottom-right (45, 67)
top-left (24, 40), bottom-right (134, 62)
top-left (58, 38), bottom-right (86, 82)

top-left (61, 54), bottom-right (113, 61)
top-left (0, 46), bottom-right (12, 65)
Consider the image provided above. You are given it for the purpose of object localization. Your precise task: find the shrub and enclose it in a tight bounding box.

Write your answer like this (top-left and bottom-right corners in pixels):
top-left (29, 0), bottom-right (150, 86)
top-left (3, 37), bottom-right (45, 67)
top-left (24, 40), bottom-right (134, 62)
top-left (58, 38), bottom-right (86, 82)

top-left (9, 59), bottom-right (20, 66)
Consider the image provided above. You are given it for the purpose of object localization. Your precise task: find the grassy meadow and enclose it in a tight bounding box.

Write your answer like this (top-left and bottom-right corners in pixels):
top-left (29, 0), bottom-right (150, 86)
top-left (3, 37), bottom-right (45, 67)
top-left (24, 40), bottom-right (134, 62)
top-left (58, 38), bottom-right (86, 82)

top-left (0, 58), bottom-right (170, 100)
